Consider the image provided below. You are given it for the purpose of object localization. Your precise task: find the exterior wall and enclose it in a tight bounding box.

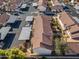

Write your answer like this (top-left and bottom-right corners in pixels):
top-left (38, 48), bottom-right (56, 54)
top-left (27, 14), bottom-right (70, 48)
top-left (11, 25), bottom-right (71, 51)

top-left (33, 48), bottom-right (52, 55)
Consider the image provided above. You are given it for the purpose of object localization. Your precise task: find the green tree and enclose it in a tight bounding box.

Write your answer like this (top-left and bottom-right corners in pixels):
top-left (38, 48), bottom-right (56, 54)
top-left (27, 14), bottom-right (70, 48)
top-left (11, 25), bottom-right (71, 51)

top-left (51, 17), bottom-right (69, 55)
top-left (0, 48), bottom-right (26, 59)
top-left (0, 50), bottom-right (5, 56)
top-left (47, 0), bottom-right (52, 11)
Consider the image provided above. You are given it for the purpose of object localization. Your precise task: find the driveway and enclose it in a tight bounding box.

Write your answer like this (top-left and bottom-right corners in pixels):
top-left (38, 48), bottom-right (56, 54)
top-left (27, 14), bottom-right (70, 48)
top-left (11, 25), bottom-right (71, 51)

top-left (3, 33), bottom-right (15, 49)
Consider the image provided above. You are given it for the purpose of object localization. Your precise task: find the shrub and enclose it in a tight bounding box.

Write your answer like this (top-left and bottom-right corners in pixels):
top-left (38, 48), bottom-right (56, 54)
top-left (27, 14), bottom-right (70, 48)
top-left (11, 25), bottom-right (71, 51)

top-left (0, 48), bottom-right (26, 59)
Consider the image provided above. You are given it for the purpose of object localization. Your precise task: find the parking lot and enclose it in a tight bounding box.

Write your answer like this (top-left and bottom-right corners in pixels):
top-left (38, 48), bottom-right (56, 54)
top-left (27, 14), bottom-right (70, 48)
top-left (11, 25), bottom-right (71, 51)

top-left (9, 2), bottom-right (38, 48)
top-left (3, 33), bottom-right (15, 49)
top-left (6, 20), bottom-right (22, 28)
top-left (0, 0), bottom-right (38, 49)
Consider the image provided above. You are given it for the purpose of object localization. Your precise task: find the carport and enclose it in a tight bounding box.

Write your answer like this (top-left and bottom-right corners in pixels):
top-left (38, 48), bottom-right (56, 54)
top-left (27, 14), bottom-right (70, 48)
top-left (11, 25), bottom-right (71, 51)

top-left (25, 16), bottom-right (33, 22)
top-left (25, 16), bottom-right (34, 27)
top-left (0, 27), bottom-right (11, 40)
top-left (0, 27), bottom-right (11, 49)
top-left (20, 4), bottom-right (27, 9)
top-left (20, 4), bottom-right (29, 11)
top-left (7, 15), bottom-right (17, 23)
top-left (18, 27), bottom-right (32, 40)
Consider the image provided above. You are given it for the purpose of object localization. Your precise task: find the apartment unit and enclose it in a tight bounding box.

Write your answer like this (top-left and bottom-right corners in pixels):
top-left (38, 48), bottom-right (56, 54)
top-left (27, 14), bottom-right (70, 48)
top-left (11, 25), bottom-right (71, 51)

top-left (59, 11), bottom-right (79, 55)
top-left (52, 0), bottom-right (79, 55)
top-left (31, 15), bottom-right (53, 55)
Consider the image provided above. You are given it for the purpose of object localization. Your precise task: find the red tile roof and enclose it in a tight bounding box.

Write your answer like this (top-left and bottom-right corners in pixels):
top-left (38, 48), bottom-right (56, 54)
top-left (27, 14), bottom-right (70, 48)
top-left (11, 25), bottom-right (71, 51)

top-left (60, 11), bottom-right (79, 40)
top-left (52, 0), bottom-right (60, 5)
top-left (38, 0), bottom-right (47, 6)
top-left (59, 11), bottom-right (79, 54)
top-left (42, 16), bottom-right (53, 45)
top-left (52, 0), bottom-right (79, 54)
top-left (0, 0), bottom-right (22, 11)
top-left (68, 42), bottom-right (79, 54)
top-left (0, 0), bottom-right (4, 5)
top-left (42, 0), bottom-right (47, 6)
top-left (0, 13), bottom-right (9, 25)
top-left (8, 0), bottom-right (21, 10)
top-left (31, 15), bottom-right (53, 50)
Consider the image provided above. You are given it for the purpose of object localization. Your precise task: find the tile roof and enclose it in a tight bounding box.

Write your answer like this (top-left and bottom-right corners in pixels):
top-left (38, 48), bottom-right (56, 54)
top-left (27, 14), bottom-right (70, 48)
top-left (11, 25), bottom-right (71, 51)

top-left (59, 11), bottom-right (79, 42)
top-left (42, 0), bottom-right (47, 6)
top-left (51, 5), bottom-right (63, 11)
top-left (59, 11), bottom-right (79, 54)
top-left (52, 0), bottom-right (61, 5)
top-left (53, 0), bottom-right (79, 54)
top-left (42, 16), bottom-right (53, 46)
top-left (68, 42), bottom-right (79, 54)
top-left (38, 0), bottom-right (43, 6)
top-left (31, 15), bottom-right (53, 50)
top-left (0, 0), bottom-right (4, 5)
top-left (1, 0), bottom-right (22, 11)
top-left (52, 0), bottom-right (79, 42)
top-left (38, 0), bottom-right (47, 6)
top-left (31, 15), bottom-right (43, 49)
top-left (0, 13), bottom-right (10, 25)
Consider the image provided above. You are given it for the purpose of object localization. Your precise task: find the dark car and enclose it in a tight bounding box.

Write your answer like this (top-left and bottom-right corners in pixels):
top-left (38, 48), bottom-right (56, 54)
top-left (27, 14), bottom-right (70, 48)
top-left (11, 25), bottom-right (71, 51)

top-left (13, 12), bottom-right (19, 16)
top-left (63, 6), bottom-right (71, 12)
top-left (63, 6), bottom-right (69, 10)
top-left (44, 10), bottom-right (55, 16)
top-left (3, 33), bottom-right (15, 49)
top-left (44, 12), bottom-right (55, 16)
top-left (20, 7), bottom-right (29, 11)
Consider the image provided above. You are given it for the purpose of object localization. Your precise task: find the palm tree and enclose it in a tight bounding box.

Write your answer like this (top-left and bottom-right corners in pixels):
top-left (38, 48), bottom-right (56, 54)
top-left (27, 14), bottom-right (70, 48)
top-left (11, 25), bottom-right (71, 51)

top-left (51, 17), bottom-right (70, 55)
top-left (51, 17), bottom-right (60, 30)
top-left (55, 38), bottom-right (62, 55)
top-left (0, 48), bottom-right (26, 59)
top-left (47, 0), bottom-right (52, 11)
top-left (30, 43), bottom-right (33, 53)
top-left (59, 26), bottom-right (70, 55)
top-left (19, 44), bottom-right (26, 52)
top-left (51, 17), bottom-right (63, 55)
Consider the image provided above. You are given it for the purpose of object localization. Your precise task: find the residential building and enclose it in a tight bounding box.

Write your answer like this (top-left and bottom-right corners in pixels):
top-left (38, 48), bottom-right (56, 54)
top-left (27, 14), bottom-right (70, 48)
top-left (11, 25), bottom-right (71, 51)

top-left (59, 11), bottom-right (79, 55)
top-left (31, 15), bottom-right (53, 55)
top-left (0, 13), bottom-right (10, 26)
top-left (53, 0), bottom-right (79, 55)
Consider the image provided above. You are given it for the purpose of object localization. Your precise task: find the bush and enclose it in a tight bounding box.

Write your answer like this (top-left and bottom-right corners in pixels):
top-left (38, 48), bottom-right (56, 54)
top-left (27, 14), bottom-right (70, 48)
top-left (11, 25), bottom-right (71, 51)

top-left (42, 56), bottom-right (48, 59)
top-left (0, 48), bottom-right (26, 59)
